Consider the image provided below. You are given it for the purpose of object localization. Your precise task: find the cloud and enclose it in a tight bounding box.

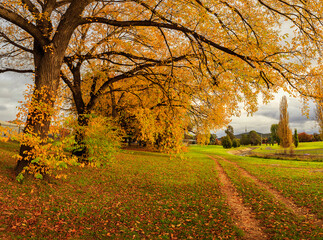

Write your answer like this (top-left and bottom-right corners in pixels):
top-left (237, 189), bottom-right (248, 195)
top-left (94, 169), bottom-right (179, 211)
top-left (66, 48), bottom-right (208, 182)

top-left (216, 94), bottom-right (318, 137)
top-left (0, 72), bottom-right (32, 121)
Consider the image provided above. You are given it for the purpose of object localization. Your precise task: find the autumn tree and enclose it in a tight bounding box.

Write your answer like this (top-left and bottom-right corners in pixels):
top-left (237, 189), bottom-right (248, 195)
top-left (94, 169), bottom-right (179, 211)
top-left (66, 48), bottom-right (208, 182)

top-left (298, 132), bottom-right (314, 142)
top-left (315, 80), bottom-right (323, 139)
top-left (1, 1), bottom-right (323, 174)
top-left (277, 96), bottom-right (292, 148)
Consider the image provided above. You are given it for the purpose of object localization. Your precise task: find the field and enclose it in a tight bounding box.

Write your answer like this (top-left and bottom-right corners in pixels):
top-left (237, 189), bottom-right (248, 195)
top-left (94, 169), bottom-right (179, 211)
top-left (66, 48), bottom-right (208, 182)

top-left (253, 142), bottom-right (323, 156)
top-left (0, 142), bottom-right (322, 239)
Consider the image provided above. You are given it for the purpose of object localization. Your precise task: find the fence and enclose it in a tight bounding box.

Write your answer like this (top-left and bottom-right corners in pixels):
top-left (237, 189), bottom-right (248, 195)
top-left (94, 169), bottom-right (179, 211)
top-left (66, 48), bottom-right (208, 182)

top-left (0, 122), bottom-right (24, 137)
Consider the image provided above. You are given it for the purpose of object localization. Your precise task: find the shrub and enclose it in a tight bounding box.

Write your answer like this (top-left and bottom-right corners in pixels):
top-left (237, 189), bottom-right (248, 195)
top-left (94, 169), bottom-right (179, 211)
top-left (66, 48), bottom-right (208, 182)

top-left (71, 115), bottom-right (124, 167)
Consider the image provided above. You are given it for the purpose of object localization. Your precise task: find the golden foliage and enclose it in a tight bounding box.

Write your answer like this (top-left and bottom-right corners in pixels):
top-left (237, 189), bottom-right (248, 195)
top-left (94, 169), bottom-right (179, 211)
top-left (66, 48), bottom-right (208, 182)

top-left (278, 96), bottom-right (293, 148)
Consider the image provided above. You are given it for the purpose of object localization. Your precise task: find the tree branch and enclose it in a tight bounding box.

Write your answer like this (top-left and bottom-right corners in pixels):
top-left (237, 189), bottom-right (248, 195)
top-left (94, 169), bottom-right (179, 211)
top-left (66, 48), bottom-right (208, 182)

top-left (0, 32), bottom-right (33, 53)
top-left (0, 68), bottom-right (34, 74)
top-left (0, 6), bottom-right (47, 46)
top-left (79, 18), bottom-right (257, 68)
top-left (21, 0), bottom-right (40, 16)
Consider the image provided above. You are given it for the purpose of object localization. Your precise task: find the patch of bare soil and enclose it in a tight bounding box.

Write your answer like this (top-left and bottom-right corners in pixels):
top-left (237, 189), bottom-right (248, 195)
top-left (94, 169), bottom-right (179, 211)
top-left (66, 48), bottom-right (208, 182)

top-left (215, 155), bottom-right (323, 227)
top-left (229, 147), bottom-right (258, 156)
top-left (209, 155), bottom-right (268, 240)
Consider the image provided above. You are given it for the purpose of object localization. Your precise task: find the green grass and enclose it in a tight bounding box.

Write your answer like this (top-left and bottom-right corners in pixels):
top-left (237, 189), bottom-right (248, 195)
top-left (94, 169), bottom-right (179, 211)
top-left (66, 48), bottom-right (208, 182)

top-left (217, 159), bottom-right (321, 239)
top-left (0, 143), bottom-right (240, 239)
top-left (191, 145), bottom-right (323, 238)
top-left (254, 141), bottom-right (323, 155)
top-left (192, 145), bottom-right (323, 218)
top-left (1, 142), bottom-right (322, 239)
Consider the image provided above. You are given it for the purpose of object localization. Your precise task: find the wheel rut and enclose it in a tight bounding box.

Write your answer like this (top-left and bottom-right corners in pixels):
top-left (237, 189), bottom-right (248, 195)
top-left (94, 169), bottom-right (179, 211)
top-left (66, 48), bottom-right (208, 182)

top-left (209, 155), bottom-right (268, 240)
top-left (214, 155), bottom-right (323, 227)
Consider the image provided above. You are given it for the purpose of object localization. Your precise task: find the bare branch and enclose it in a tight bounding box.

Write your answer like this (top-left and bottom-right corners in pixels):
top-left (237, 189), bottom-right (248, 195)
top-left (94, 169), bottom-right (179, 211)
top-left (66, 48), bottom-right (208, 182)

top-left (0, 32), bottom-right (33, 53)
top-left (0, 68), bottom-right (34, 74)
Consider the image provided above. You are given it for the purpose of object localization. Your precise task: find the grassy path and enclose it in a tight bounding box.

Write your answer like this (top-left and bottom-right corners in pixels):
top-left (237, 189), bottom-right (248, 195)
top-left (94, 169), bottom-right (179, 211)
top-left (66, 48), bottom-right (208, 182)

top-left (191, 145), bottom-right (323, 239)
top-left (214, 154), bottom-right (323, 227)
top-left (209, 155), bottom-right (268, 240)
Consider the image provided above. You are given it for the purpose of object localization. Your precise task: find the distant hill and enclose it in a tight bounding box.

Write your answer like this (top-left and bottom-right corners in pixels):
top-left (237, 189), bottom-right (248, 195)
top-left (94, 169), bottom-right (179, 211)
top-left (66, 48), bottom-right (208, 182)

top-left (234, 132), bottom-right (271, 139)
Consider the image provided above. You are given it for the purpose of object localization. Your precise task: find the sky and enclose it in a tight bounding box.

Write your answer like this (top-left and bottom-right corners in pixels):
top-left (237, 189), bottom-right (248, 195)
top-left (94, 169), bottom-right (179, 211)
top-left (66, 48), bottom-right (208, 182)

top-left (216, 91), bottom-right (319, 137)
top-left (0, 72), bottom-right (319, 135)
top-left (0, 72), bottom-right (32, 122)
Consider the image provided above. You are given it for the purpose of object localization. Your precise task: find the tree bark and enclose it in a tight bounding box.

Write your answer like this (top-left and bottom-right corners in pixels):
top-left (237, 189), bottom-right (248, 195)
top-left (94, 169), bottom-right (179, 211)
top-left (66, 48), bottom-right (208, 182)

top-left (15, 47), bottom-right (62, 175)
top-left (72, 113), bottom-right (90, 163)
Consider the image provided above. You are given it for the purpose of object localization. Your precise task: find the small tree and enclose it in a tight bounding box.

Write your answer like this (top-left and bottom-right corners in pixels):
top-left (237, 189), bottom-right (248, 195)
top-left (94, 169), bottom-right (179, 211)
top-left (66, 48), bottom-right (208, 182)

top-left (248, 131), bottom-right (261, 146)
top-left (225, 125), bottom-right (235, 141)
top-left (232, 139), bottom-right (240, 148)
top-left (293, 129), bottom-right (299, 148)
top-left (240, 134), bottom-right (250, 145)
top-left (277, 96), bottom-right (292, 148)
top-left (209, 134), bottom-right (218, 145)
top-left (270, 124), bottom-right (280, 145)
top-left (222, 136), bottom-right (232, 149)
top-left (313, 133), bottom-right (321, 141)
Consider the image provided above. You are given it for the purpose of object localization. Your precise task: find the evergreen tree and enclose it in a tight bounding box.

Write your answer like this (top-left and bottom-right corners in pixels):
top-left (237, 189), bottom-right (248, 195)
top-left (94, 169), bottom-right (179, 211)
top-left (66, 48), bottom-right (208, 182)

top-left (248, 131), bottom-right (261, 146)
top-left (293, 129), bottom-right (299, 148)
top-left (232, 139), bottom-right (240, 148)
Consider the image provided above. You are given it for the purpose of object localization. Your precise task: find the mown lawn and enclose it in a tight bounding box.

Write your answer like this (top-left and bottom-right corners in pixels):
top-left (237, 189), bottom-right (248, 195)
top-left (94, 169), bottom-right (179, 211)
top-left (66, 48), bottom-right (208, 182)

top-left (253, 141), bottom-right (323, 155)
top-left (0, 142), bottom-right (240, 239)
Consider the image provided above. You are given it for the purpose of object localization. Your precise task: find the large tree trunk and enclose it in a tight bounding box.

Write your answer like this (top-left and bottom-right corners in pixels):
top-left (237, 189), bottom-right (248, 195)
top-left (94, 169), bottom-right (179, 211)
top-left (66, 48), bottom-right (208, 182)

top-left (15, 50), bottom-right (61, 175)
top-left (13, 1), bottom-right (90, 175)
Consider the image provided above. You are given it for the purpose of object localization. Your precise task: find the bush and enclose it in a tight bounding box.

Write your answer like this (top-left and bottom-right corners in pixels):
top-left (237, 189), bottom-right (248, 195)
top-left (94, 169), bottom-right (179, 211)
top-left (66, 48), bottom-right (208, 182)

top-left (222, 136), bottom-right (232, 149)
top-left (76, 116), bottom-right (124, 167)
top-left (232, 139), bottom-right (240, 148)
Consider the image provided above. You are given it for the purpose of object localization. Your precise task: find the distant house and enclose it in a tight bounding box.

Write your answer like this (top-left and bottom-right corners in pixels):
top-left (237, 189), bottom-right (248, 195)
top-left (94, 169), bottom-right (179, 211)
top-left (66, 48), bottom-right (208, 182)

top-left (0, 120), bottom-right (24, 137)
